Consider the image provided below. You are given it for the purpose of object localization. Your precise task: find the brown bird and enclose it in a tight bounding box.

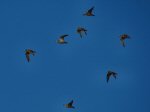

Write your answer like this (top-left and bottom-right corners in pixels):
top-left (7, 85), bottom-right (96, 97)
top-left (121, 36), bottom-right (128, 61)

top-left (57, 34), bottom-right (69, 44)
top-left (64, 100), bottom-right (75, 109)
top-left (25, 49), bottom-right (36, 62)
top-left (120, 34), bottom-right (130, 47)
top-left (77, 27), bottom-right (87, 38)
top-left (83, 6), bottom-right (95, 16)
top-left (106, 71), bottom-right (117, 83)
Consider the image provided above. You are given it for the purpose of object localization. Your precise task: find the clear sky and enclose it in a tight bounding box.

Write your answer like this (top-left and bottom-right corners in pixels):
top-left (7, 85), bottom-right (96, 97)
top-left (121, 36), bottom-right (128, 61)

top-left (0, 0), bottom-right (150, 112)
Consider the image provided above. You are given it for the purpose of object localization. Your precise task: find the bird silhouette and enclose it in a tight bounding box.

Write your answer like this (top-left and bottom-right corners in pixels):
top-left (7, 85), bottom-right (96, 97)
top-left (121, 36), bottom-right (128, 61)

top-left (57, 34), bottom-right (69, 44)
top-left (64, 100), bottom-right (75, 109)
top-left (120, 34), bottom-right (130, 47)
top-left (106, 71), bottom-right (117, 83)
top-left (77, 27), bottom-right (87, 38)
top-left (83, 6), bottom-right (95, 16)
top-left (25, 49), bottom-right (36, 62)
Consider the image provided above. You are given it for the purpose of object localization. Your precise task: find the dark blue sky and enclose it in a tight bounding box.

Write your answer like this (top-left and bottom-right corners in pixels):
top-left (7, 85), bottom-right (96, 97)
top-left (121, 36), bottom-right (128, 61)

top-left (0, 0), bottom-right (150, 112)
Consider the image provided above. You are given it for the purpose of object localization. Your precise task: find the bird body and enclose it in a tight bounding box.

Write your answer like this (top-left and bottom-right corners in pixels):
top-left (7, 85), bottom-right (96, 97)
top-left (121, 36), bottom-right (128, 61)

top-left (57, 34), bottom-right (69, 44)
top-left (25, 49), bottom-right (36, 62)
top-left (77, 27), bottom-right (87, 38)
top-left (120, 34), bottom-right (130, 47)
top-left (65, 100), bottom-right (75, 109)
top-left (106, 71), bottom-right (117, 82)
top-left (83, 6), bottom-right (95, 16)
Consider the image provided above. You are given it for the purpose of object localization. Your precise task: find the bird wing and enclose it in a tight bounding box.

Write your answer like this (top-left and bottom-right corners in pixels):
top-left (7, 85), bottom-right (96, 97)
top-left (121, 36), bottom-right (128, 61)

top-left (84, 30), bottom-right (87, 35)
top-left (26, 53), bottom-right (30, 62)
top-left (121, 39), bottom-right (125, 47)
top-left (30, 50), bottom-right (36, 56)
top-left (68, 100), bottom-right (73, 106)
top-left (127, 35), bottom-right (130, 39)
top-left (113, 74), bottom-right (117, 79)
top-left (106, 73), bottom-right (111, 82)
top-left (88, 6), bottom-right (94, 13)
top-left (79, 32), bottom-right (82, 38)
top-left (112, 72), bottom-right (117, 79)
top-left (60, 34), bottom-right (68, 39)
top-left (80, 28), bottom-right (87, 35)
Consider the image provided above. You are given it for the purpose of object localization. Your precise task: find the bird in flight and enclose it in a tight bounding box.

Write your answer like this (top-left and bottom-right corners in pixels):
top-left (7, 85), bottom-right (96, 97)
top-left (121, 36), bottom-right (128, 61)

top-left (64, 100), bottom-right (75, 109)
top-left (83, 6), bottom-right (95, 16)
top-left (57, 34), bottom-right (69, 44)
top-left (25, 49), bottom-right (36, 62)
top-left (106, 71), bottom-right (117, 83)
top-left (77, 27), bottom-right (87, 38)
top-left (120, 34), bottom-right (130, 47)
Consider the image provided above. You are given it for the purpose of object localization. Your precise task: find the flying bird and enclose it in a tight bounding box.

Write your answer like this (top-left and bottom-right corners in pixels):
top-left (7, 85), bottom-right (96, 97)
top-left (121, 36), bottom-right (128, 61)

top-left (77, 27), bottom-right (87, 38)
top-left (120, 34), bottom-right (130, 47)
top-left (57, 34), bottom-right (69, 44)
top-left (83, 6), bottom-right (95, 16)
top-left (64, 100), bottom-right (75, 109)
top-left (106, 71), bottom-right (117, 83)
top-left (25, 49), bottom-right (36, 62)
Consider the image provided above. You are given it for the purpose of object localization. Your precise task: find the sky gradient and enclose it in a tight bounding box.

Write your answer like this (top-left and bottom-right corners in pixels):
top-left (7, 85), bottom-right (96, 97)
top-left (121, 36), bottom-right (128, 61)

top-left (0, 0), bottom-right (150, 112)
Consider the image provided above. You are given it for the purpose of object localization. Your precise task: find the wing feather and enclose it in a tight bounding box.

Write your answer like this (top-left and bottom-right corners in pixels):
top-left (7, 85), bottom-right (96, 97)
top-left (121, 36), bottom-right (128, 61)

top-left (88, 6), bottom-right (94, 13)
top-left (60, 34), bottom-right (69, 39)
top-left (26, 54), bottom-right (30, 62)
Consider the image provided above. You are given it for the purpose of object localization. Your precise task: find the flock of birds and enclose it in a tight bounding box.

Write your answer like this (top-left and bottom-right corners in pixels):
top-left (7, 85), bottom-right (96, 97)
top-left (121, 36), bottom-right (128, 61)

top-left (24, 6), bottom-right (130, 109)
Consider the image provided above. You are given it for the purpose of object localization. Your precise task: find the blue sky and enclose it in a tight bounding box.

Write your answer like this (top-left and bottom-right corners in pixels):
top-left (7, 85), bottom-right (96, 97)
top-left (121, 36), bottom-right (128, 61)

top-left (0, 0), bottom-right (150, 112)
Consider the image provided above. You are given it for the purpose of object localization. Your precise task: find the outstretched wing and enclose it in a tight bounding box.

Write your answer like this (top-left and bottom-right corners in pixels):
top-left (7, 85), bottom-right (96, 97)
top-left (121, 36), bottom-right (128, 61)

top-left (31, 50), bottom-right (36, 56)
top-left (68, 100), bottom-right (73, 106)
top-left (88, 6), bottom-right (94, 13)
top-left (60, 34), bottom-right (69, 39)
top-left (127, 35), bottom-right (130, 39)
top-left (106, 73), bottom-right (111, 83)
top-left (79, 32), bottom-right (83, 38)
top-left (112, 72), bottom-right (117, 79)
top-left (120, 39), bottom-right (125, 47)
top-left (84, 30), bottom-right (87, 35)
top-left (26, 54), bottom-right (30, 62)
top-left (113, 74), bottom-right (117, 79)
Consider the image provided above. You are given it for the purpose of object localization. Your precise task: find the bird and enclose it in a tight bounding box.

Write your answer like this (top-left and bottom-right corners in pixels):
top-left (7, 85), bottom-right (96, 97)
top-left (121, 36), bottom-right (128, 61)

top-left (77, 27), bottom-right (87, 38)
top-left (64, 100), bottom-right (75, 109)
top-left (120, 34), bottom-right (130, 47)
top-left (25, 49), bottom-right (36, 62)
top-left (57, 34), bottom-right (69, 44)
top-left (106, 71), bottom-right (117, 83)
top-left (83, 6), bottom-right (95, 16)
